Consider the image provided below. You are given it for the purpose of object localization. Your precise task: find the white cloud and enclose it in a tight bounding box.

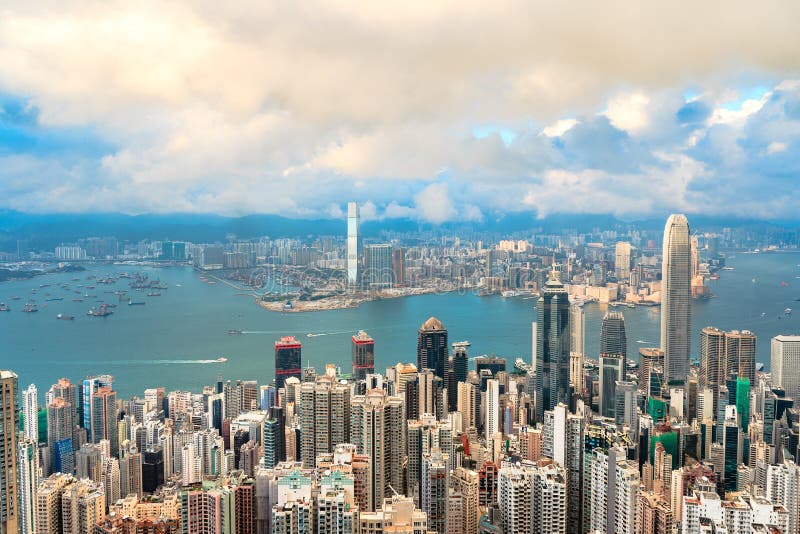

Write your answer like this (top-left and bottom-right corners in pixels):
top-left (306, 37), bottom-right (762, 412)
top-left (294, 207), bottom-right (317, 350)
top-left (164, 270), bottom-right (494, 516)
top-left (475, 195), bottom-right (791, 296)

top-left (542, 119), bottom-right (579, 137)
top-left (767, 141), bottom-right (787, 154)
top-left (414, 183), bottom-right (456, 224)
top-left (603, 92), bottom-right (651, 134)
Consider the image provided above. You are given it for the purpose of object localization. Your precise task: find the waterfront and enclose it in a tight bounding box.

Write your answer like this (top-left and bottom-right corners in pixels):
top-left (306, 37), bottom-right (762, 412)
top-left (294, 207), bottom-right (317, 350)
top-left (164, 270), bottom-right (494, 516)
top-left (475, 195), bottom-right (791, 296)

top-left (1, 252), bottom-right (799, 397)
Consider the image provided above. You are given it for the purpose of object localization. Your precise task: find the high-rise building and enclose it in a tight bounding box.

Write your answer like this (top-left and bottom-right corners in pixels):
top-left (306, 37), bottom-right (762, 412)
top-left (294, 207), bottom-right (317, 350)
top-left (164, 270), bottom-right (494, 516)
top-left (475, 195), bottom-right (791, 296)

top-left (599, 311), bottom-right (627, 418)
top-left (22, 384), bottom-right (38, 444)
top-left (535, 271), bottom-right (571, 422)
top-left (417, 317), bottom-right (448, 380)
top-left (352, 330), bottom-right (375, 381)
top-left (35, 473), bottom-right (72, 534)
top-left (90, 387), bottom-right (119, 456)
top-left (636, 491), bottom-right (672, 534)
top-left (420, 451), bottom-right (449, 534)
top-left (532, 462), bottom-right (567, 534)
top-left (298, 375), bottom-right (350, 468)
top-left (61, 477), bottom-right (106, 534)
top-left (274, 336), bottom-right (302, 389)
top-left (615, 242), bottom-right (632, 282)
top-left (1, 370), bottom-right (19, 534)
top-left (350, 389), bottom-right (404, 509)
top-left (347, 202), bottom-right (360, 287)
top-left (722, 406), bottom-right (743, 493)
top-left (771, 335), bottom-right (800, 406)
top-left (18, 439), bottom-right (38, 534)
top-left (485, 379), bottom-right (500, 441)
top-left (364, 244), bottom-right (394, 289)
top-left (358, 495), bottom-right (429, 533)
top-left (457, 382), bottom-right (477, 433)
top-left (47, 397), bottom-right (75, 473)
top-left (725, 330), bottom-right (756, 384)
top-left (451, 467), bottom-right (479, 534)
top-left (569, 304), bottom-right (586, 397)
top-left (447, 343), bottom-right (469, 413)
top-left (392, 248), bottom-right (405, 286)
top-left (81, 375), bottom-right (113, 436)
top-left (660, 214), bottom-right (692, 386)
top-left (497, 464), bottom-right (532, 533)
top-left (701, 327), bottom-right (757, 414)
top-left (586, 446), bottom-right (639, 534)
top-left (766, 459), bottom-right (800, 534)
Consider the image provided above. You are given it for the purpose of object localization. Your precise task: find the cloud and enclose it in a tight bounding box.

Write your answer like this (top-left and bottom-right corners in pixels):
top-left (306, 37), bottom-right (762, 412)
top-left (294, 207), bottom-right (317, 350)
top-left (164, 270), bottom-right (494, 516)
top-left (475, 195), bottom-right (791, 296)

top-left (0, 2), bottom-right (799, 222)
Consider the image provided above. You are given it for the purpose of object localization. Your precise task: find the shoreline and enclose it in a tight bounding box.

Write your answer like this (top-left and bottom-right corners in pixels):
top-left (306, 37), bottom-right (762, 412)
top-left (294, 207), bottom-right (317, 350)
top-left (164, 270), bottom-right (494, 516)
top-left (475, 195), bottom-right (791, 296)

top-left (256, 285), bottom-right (462, 313)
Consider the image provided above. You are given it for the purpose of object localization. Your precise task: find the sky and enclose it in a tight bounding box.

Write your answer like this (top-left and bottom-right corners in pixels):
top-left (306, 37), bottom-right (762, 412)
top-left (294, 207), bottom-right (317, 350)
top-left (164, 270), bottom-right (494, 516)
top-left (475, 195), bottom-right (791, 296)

top-left (1, 1), bottom-right (799, 223)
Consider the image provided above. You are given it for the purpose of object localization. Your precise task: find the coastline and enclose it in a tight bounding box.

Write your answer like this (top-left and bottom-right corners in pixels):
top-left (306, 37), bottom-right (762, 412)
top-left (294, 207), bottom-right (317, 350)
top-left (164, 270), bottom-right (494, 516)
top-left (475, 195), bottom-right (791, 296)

top-left (256, 285), bottom-right (459, 313)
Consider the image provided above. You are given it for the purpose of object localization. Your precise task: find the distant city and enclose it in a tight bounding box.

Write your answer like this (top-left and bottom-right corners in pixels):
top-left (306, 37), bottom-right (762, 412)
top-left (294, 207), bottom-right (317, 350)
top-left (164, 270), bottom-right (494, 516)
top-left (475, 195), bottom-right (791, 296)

top-left (1, 210), bottom-right (800, 534)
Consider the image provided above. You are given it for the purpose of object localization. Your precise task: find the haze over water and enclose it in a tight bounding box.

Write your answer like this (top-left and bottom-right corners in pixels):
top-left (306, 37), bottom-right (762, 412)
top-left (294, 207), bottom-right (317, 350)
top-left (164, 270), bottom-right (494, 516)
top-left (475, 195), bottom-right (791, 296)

top-left (1, 252), bottom-right (798, 397)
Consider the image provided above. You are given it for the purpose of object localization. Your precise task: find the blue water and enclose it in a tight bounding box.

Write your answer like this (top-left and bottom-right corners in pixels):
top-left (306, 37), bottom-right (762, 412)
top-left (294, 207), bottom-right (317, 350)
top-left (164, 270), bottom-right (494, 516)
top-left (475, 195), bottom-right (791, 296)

top-left (1, 253), bottom-right (799, 397)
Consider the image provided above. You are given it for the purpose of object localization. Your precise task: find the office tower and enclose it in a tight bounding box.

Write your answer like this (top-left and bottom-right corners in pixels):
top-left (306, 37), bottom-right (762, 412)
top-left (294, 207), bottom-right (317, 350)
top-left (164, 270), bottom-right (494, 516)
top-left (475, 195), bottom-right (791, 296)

top-left (772, 335), bottom-right (800, 405)
top-left (600, 311), bottom-right (627, 359)
top-left (661, 214), bottom-right (692, 386)
top-left (569, 304), bottom-right (585, 397)
top-left (142, 447), bottom-right (164, 493)
top-left (615, 381), bottom-right (640, 428)
top-left (599, 311), bottom-right (627, 419)
top-left (120, 446), bottom-right (143, 498)
top-left (90, 387), bottom-right (119, 456)
top-left (723, 406), bottom-right (743, 493)
top-left (420, 451), bottom-right (448, 534)
top-left (700, 326), bottom-right (726, 413)
top-left (352, 330), bottom-right (375, 381)
top-left (263, 406), bottom-right (286, 469)
top-left (637, 491), bottom-right (672, 534)
top-left (298, 375), bottom-right (350, 468)
top-left (274, 336), bottom-right (302, 389)
top-left (535, 271), bottom-right (571, 422)
top-left (364, 244), bottom-right (394, 289)
top-left (532, 462), bottom-right (568, 534)
top-left (638, 348), bottom-right (665, 397)
top-left (81, 375), bottom-right (113, 435)
top-left (451, 467), bottom-right (479, 534)
top-left (736, 377), bottom-right (751, 432)
top-left (417, 317), bottom-right (448, 380)
top-left (347, 201), bottom-right (360, 287)
top-left (18, 439), bottom-right (38, 534)
top-left (392, 247), bottom-right (405, 286)
top-left (350, 389), bottom-right (404, 508)
top-left (726, 330), bottom-right (756, 384)
top-left (22, 384), bottom-right (38, 443)
top-left (1, 370), bottom-right (19, 534)
top-left (47, 397), bottom-right (75, 473)
top-left (457, 382), bottom-right (477, 432)
top-left (485, 379), bottom-right (500, 440)
top-left (615, 241), bottom-right (632, 281)
top-left (259, 384), bottom-right (276, 412)
top-left (497, 464), bottom-right (532, 533)
top-left (474, 356), bottom-right (506, 377)
top-left (447, 344), bottom-right (468, 412)
top-left (586, 446), bottom-right (640, 534)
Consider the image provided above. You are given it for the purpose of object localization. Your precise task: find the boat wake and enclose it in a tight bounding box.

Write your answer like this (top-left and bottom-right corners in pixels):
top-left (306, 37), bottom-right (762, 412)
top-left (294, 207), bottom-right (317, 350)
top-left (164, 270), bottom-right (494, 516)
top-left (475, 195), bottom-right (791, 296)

top-left (59, 358), bottom-right (227, 366)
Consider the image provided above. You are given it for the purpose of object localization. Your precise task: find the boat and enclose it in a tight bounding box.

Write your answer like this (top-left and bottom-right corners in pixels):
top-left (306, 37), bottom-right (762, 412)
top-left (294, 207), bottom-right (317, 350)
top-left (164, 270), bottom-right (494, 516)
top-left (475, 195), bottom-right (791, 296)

top-left (22, 301), bottom-right (38, 313)
top-left (87, 304), bottom-right (113, 317)
top-left (227, 330), bottom-right (243, 335)
top-left (284, 301), bottom-right (293, 309)
top-left (626, 303), bottom-right (636, 308)
top-left (0, 303), bottom-right (9, 312)
top-left (786, 308), bottom-right (793, 315)
top-left (56, 313), bottom-right (75, 321)
top-left (147, 292), bottom-right (161, 297)
top-left (452, 341), bottom-right (472, 348)
top-left (215, 357), bottom-right (228, 363)
top-left (722, 266), bottom-right (734, 271)
top-left (11, 296), bottom-right (20, 300)
top-left (45, 297), bottom-right (63, 302)
top-left (128, 299), bottom-right (146, 306)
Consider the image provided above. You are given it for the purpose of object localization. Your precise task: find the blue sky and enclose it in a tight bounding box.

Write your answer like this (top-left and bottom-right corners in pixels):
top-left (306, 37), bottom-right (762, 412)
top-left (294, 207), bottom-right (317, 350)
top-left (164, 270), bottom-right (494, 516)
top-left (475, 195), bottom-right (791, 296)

top-left (0, 1), bottom-right (799, 222)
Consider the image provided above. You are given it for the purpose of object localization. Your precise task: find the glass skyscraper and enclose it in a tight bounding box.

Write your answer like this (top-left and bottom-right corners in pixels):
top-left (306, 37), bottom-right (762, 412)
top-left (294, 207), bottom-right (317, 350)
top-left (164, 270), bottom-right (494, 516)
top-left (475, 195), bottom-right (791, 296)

top-left (660, 214), bottom-right (691, 387)
top-left (347, 201), bottom-right (360, 287)
top-left (535, 271), bottom-right (570, 422)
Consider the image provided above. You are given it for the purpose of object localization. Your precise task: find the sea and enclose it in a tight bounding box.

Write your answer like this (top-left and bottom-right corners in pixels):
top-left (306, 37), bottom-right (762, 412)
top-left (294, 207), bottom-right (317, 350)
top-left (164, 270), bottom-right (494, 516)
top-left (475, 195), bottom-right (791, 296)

top-left (1, 252), bottom-right (799, 397)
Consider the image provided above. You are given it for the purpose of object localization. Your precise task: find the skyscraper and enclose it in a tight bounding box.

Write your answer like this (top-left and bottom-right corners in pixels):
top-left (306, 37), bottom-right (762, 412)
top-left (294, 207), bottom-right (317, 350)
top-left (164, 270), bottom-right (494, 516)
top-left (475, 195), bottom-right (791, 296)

top-left (90, 387), bottom-right (119, 456)
top-left (22, 384), bottom-right (38, 444)
top-left (599, 311), bottom-right (627, 418)
top-left (1, 370), bottom-right (19, 534)
top-left (298, 375), bottom-right (350, 468)
top-left (420, 451), bottom-right (449, 534)
top-left (660, 214), bottom-right (692, 386)
top-left (417, 317), bottom-right (448, 380)
top-left (81, 375), bottom-right (113, 435)
top-left (47, 397), bottom-right (75, 473)
top-left (447, 343), bottom-right (469, 412)
top-left (615, 242), bottom-right (632, 282)
top-left (347, 202), bottom-right (360, 287)
top-left (485, 379), bottom-right (500, 440)
top-left (364, 244), bottom-right (394, 289)
top-left (569, 304), bottom-right (586, 397)
top-left (352, 330), bottom-right (375, 381)
top-left (771, 335), bottom-right (800, 405)
top-left (535, 271), bottom-right (571, 422)
top-left (18, 439), bottom-right (38, 534)
top-left (274, 336), bottom-right (302, 389)
top-left (392, 248), bottom-right (405, 286)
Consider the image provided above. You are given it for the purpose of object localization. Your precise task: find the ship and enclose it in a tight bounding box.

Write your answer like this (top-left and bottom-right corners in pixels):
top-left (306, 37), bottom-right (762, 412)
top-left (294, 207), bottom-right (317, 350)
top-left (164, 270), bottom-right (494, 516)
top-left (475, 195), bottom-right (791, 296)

top-left (45, 297), bottom-right (64, 302)
top-left (22, 301), bottom-right (38, 313)
top-left (11, 295), bottom-right (21, 300)
top-left (786, 308), bottom-right (793, 315)
top-left (227, 329), bottom-right (243, 335)
top-left (56, 313), bottom-right (75, 321)
top-left (128, 299), bottom-right (146, 306)
top-left (0, 303), bottom-right (9, 312)
top-left (147, 292), bottom-right (161, 297)
top-left (87, 304), bottom-right (113, 317)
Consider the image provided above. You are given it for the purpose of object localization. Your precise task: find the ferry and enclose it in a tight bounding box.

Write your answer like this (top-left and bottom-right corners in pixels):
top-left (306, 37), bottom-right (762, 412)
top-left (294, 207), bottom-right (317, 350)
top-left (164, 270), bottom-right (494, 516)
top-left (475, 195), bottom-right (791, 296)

top-left (45, 297), bottom-right (63, 302)
top-left (227, 330), bottom-right (243, 335)
top-left (56, 313), bottom-right (75, 321)
top-left (22, 301), bottom-right (38, 313)
top-left (215, 357), bottom-right (228, 363)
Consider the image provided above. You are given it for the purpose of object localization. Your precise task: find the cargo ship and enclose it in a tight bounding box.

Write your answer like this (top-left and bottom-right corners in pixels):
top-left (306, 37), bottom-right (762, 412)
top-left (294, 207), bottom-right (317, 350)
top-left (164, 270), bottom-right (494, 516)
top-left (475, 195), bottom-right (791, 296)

top-left (56, 313), bottom-right (75, 321)
top-left (128, 298), bottom-right (146, 306)
top-left (87, 304), bottom-right (113, 317)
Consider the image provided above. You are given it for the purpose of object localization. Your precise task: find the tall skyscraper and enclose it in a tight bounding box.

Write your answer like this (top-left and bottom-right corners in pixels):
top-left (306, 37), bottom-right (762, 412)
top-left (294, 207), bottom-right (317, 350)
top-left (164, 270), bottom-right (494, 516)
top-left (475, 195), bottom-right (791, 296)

top-left (485, 379), bottom-right (500, 440)
top-left (298, 375), bottom-right (350, 468)
top-left (615, 242), bottom-right (632, 282)
top-left (350, 389), bottom-right (404, 509)
top-left (274, 336), bottom-right (302, 389)
top-left (352, 330), bottom-right (375, 381)
top-left (364, 244), bottom-right (394, 289)
top-left (660, 214), bottom-right (692, 386)
top-left (47, 397), bottom-right (75, 472)
top-left (420, 451), bottom-right (449, 534)
top-left (599, 311), bottom-right (627, 418)
top-left (771, 335), bottom-right (800, 405)
top-left (22, 384), bottom-right (38, 444)
top-left (447, 343), bottom-right (469, 412)
top-left (586, 446), bottom-right (640, 534)
top-left (347, 201), bottom-right (360, 287)
top-left (569, 304), bottom-right (586, 397)
top-left (417, 317), bottom-right (448, 380)
top-left (701, 327), bottom-right (757, 415)
top-left (392, 248), bottom-right (405, 286)
top-left (535, 271), bottom-right (571, 422)
top-left (90, 387), bottom-right (119, 456)
top-left (81, 375), bottom-right (113, 435)
top-left (17, 439), bottom-right (38, 534)
top-left (1, 370), bottom-right (19, 534)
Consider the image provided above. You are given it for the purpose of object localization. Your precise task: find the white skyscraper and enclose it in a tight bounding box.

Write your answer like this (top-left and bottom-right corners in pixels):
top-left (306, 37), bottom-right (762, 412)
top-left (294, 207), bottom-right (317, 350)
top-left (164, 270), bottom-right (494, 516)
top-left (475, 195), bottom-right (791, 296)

top-left (498, 464), bottom-right (532, 533)
top-left (485, 379), bottom-right (500, 440)
top-left (660, 214), bottom-right (691, 386)
top-left (587, 447), bottom-right (640, 534)
top-left (771, 335), bottom-right (800, 405)
top-left (347, 202), bottom-right (360, 287)
top-left (569, 304), bottom-right (585, 396)
top-left (766, 459), bottom-right (800, 534)
top-left (18, 439), bottom-right (38, 534)
top-left (532, 462), bottom-right (567, 534)
top-left (22, 384), bottom-right (38, 444)
top-left (615, 241), bottom-right (632, 281)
